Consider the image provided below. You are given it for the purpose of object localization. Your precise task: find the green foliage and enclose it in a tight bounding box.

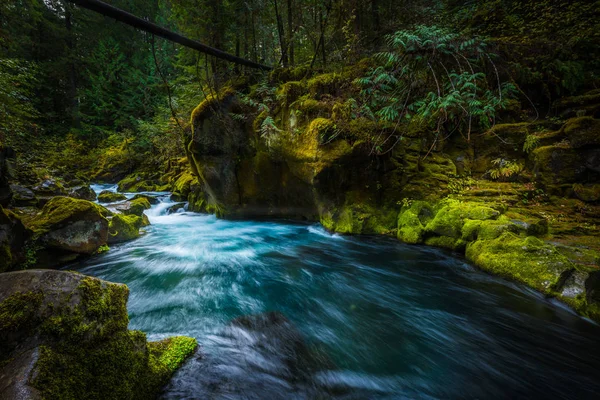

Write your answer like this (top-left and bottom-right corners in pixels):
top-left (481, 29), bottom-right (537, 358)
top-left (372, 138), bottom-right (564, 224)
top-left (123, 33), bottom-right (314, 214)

top-left (0, 59), bottom-right (39, 143)
top-left (523, 134), bottom-right (540, 154)
top-left (355, 25), bottom-right (516, 151)
top-left (488, 158), bottom-right (523, 181)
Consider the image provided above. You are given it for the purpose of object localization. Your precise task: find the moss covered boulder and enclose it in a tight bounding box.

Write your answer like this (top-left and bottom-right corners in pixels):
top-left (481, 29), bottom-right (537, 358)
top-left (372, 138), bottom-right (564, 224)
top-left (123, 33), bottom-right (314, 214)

top-left (108, 214), bottom-right (144, 243)
top-left (117, 174), bottom-right (169, 193)
top-left (0, 270), bottom-right (196, 400)
top-left (396, 201), bottom-right (435, 244)
top-left (27, 197), bottom-right (109, 266)
top-left (131, 193), bottom-right (159, 205)
top-left (114, 197), bottom-right (151, 218)
top-left (0, 205), bottom-right (29, 272)
top-left (466, 233), bottom-right (573, 292)
top-left (98, 190), bottom-right (127, 203)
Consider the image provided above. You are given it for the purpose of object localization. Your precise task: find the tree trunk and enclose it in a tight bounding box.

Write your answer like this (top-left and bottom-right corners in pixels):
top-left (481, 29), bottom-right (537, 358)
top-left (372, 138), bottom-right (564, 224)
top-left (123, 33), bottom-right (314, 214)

top-left (273, 0), bottom-right (288, 67)
top-left (64, 1), bottom-right (80, 129)
top-left (286, 0), bottom-right (294, 65)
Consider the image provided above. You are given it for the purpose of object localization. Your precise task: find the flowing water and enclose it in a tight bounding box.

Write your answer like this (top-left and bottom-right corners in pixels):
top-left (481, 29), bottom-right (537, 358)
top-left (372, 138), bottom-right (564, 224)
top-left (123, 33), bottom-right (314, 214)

top-left (72, 185), bottom-right (600, 399)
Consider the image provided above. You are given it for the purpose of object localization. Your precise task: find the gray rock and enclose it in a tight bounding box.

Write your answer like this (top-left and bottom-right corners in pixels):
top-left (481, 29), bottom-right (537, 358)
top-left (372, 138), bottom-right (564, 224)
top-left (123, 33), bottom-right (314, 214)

top-left (166, 203), bottom-right (186, 214)
top-left (33, 179), bottom-right (66, 196)
top-left (69, 185), bottom-right (97, 201)
top-left (10, 184), bottom-right (37, 207)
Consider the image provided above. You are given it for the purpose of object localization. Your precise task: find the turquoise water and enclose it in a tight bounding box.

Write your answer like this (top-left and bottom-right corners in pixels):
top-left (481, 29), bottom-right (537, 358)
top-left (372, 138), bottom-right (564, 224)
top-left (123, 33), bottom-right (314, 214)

top-left (74, 186), bottom-right (600, 399)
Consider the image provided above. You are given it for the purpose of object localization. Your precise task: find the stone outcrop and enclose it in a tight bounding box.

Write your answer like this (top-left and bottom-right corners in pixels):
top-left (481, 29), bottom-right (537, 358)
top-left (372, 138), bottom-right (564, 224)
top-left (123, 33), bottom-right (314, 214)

top-left (182, 73), bottom-right (600, 322)
top-left (0, 270), bottom-right (196, 400)
top-left (26, 197), bottom-right (110, 268)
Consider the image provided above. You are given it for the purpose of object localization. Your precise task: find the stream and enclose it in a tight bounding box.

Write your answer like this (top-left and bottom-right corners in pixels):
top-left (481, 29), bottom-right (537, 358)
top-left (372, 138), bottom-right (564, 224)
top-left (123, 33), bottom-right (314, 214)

top-left (69, 184), bottom-right (600, 399)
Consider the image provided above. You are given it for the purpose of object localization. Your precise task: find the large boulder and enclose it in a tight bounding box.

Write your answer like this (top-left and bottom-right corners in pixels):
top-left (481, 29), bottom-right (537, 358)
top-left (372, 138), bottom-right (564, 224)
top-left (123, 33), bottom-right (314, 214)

top-left (163, 312), bottom-right (332, 399)
top-left (27, 197), bottom-right (109, 267)
top-left (0, 270), bottom-right (197, 400)
top-left (0, 205), bottom-right (29, 272)
top-left (108, 214), bottom-right (144, 243)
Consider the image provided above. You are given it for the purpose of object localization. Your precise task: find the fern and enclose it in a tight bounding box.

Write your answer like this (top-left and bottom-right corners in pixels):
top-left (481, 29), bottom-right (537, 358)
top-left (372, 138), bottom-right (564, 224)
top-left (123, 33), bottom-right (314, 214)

top-left (523, 134), bottom-right (540, 153)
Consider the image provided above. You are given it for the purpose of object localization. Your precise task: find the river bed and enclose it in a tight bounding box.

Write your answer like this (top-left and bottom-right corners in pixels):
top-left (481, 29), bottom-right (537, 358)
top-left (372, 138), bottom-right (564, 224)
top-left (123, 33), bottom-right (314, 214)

top-left (69, 185), bottom-right (600, 399)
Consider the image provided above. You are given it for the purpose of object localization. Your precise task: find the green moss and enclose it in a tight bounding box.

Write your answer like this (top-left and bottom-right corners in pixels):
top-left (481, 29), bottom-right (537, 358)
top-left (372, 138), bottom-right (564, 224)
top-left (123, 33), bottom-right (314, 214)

top-left (147, 336), bottom-right (197, 375)
top-left (321, 202), bottom-right (397, 235)
top-left (424, 236), bottom-right (466, 251)
top-left (172, 171), bottom-right (196, 198)
top-left (397, 201), bottom-right (434, 244)
top-left (307, 72), bottom-right (345, 97)
top-left (117, 174), bottom-right (159, 193)
top-left (561, 116), bottom-right (600, 148)
top-left (24, 275), bottom-right (197, 400)
top-left (461, 216), bottom-right (521, 241)
top-left (424, 200), bottom-right (500, 239)
top-left (466, 232), bottom-right (573, 292)
top-left (190, 87), bottom-right (236, 126)
top-left (28, 197), bottom-right (108, 237)
top-left (0, 291), bottom-right (43, 334)
top-left (307, 118), bottom-right (336, 145)
top-left (291, 97), bottom-right (330, 118)
top-left (119, 198), bottom-right (151, 217)
top-left (97, 191), bottom-right (127, 203)
top-left (573, 183), bottom-right (600, 203)
top-left (277, 81), bottom-right (305, 105)
top-left (532, 145), bottom-right (582, 185)
top-left (108, 214), bottom-right (143, 243)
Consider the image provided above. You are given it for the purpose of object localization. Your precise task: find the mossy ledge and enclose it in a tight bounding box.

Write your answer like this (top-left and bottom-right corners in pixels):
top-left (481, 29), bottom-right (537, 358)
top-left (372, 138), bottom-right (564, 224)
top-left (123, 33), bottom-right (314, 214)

top-left (0, 270), bottom-right (197, 399)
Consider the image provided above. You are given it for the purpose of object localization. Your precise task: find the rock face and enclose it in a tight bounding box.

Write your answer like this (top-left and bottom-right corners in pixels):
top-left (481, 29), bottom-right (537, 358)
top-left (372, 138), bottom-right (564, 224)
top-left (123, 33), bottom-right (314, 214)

top-left (0, 270), bottom-right (197, 400)
top-left (183, 77), bottom-right (600, 322)
top-left (0, 205), bottom-right (29, 272)
top-left (27, 197), bottom-right (109, 267)
top-left (0, 146), bottom-right (16, 207)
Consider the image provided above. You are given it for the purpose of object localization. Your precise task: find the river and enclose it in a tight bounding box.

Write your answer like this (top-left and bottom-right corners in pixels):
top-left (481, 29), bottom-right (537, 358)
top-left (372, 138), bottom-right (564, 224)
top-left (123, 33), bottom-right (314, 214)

top-left (69, 185), bottom-right (600, 399)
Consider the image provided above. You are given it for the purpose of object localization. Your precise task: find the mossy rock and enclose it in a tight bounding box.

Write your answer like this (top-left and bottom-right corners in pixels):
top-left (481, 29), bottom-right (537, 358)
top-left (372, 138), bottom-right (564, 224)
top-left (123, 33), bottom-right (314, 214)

top-left (98, 191), bottom-right (127, 203)
top-left (0, 270), bottom-right (196, 400)
top-left (307, 118), bottom-right (336, 145)
top-left (561, 116), bottom-right (600, 148)
top-left (532, 145), bottom-right (585, 185)
top-left (130, 193), bottom-right (159, 205)
top-left (466, 232), bottom-right (572, 292)
top-left (0, 205), bottom-right (29, 272)
top-left (27, 197), bottom-right (109, 257)
top-left (424, 200), bottom-right (500, 239)
top-left (277, 81), bottom-right (305, 105)
top-left (171, 171), bottom-right (196, 199)
top-left (114, 198), bottom-right (151, 218)
top-left (321, 202), bottom-right (397, 235)
top-left (573, 183), bottom-right (600, 203)
top-left (117, 174), bottom-right (160, 193)
top-left (397, 201), bottom-right (434, 244)
top-left (108, 214), bottom-right (144, 244)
